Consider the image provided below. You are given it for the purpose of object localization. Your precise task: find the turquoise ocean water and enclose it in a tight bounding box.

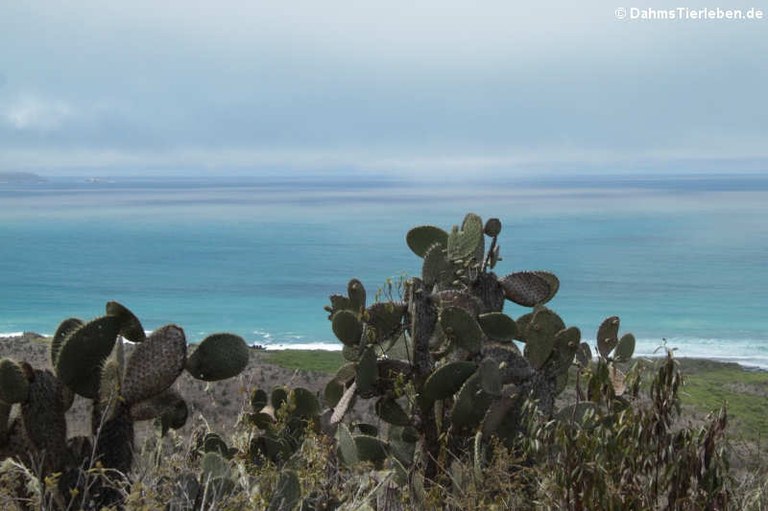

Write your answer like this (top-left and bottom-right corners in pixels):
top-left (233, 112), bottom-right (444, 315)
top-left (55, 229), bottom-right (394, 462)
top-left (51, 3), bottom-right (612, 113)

top-left (1, 173), bottom-right (766, 366)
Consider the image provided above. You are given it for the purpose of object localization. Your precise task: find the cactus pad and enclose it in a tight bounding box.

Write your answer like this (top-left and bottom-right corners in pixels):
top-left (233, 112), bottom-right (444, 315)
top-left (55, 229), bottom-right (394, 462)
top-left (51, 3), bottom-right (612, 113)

top-left (447, 213), bottom-right (484, 261)
top-left (422, 361), bottom-right (477, 401)
top-left (365, 302), bottom-right (406, 340)
top-left (524, 309), bottom-right (562, 370)
top-left (479, 358), bottom-right (502, 396)
top-left (500, 271), bottom-right (556, 306)
top-left (347, 278), bottom-right (367, 311)
top-left (356, 347), bottom-right (378, 397)
top-left (451, 372), bottom-right (493, 429)
top-left (482, 342), bottom-right (534, 384)
top-left (336, 423), bottom-right (358, 465)
top-left (251, 388), bottom-right (268, 412)
top-left (435, 290), bottom-right (484, 317)
top-left (406, 225), bottom-right (449, 257)
top-left (0, 358), bottom-right (29, 404)
top-left (597, 316), bottom-right (620, 358)
top-left (186, 333), bottom-right (249, 381)
top-left (478, 312), bottom-right (517, 342)
top-left (375, 397), bottom-right (410, 426)
top-left (106, 301), bottom-right (146, 343)
top-left (614, 333), bottom-right (636, 362)
top-left (353, 435), bottom-right (388, 465)
top-left (422, 243), bottom-right (452, 288)
top-left (332, 310), bottom-right (363, 346)
top-left (51, 317), bottom-right (83, 367)
top-left (55, 315), bottom-right (121, 399)
top-left (129, 388), bottom-right (184, 421)
top-left (483, 218), bottom-right (502, 237)
top-left (290, 387), bottom-right (320, 418)
top-left (122, 324), bottom-right (187, 404)
top-left (440, 306), bottom-right (482, 353)
top-left (21, 369), bottom-right (68, 473)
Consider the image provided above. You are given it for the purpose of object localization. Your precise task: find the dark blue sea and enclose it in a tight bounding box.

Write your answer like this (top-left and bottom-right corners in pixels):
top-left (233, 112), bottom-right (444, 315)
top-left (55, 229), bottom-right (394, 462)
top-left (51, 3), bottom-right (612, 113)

top-left (1, 172), bottom-right (766, 366)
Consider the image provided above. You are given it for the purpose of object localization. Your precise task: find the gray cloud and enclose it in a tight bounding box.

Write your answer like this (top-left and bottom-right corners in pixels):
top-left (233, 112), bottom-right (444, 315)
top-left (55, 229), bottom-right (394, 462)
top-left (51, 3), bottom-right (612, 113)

top-left (1, 0), bottom-right (766, 175)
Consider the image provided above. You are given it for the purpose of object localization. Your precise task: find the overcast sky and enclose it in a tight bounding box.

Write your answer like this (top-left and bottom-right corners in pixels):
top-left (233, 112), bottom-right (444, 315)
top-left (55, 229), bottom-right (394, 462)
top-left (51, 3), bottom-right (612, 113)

top-left (1, 0), bottom-right (766, 176)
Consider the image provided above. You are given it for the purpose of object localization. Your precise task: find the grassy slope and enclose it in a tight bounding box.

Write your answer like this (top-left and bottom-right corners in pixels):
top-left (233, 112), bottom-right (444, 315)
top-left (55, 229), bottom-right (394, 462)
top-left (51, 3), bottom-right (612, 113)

top-left (678, 359), bottom-right (768, 441)
top-left (261, 349), bottom-right (345, 374)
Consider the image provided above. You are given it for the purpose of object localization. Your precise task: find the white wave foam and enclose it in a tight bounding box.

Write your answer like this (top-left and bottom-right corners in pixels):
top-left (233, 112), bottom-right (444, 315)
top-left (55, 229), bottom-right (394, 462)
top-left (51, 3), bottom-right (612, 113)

top-left (0, 332), bottom-right (26, 339)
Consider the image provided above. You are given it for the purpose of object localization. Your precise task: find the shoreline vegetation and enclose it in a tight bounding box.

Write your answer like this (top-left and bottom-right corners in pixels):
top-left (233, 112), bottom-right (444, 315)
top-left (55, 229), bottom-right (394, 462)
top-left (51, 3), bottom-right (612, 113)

top-left (1, 333), bottom-right (765, 445)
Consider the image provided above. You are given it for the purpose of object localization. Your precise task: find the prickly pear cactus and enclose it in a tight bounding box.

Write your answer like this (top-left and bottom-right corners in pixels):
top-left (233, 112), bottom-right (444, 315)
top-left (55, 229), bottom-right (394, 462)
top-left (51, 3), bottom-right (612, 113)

top-left (324, 213), bottom-right (592, 479)
top-left (0, 301), bottom-right (250, 511)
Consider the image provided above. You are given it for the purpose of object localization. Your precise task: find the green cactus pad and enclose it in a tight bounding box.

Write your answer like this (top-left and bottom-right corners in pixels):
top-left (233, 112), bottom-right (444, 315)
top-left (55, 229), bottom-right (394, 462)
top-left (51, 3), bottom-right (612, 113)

top-left (158, 396), bottom-right (188, 433)
top-left (575, 342), bottom-right (592, 367)
top-left (105, 301), bottom-right (147, 343)
top-left (0, 358), bottom-right (29, 405)
top-left (55, 315), bottom-right (121, 399)
top-left (122, 324), bottom-right (187, 404)
top-left (271, 386), bottom-right (289, 411)
top-left (550, 326), bottom-right (581, 374)
top-left (375, 397), bottom-right (410, 426)
top-left (447, 213), bottom-right (484, 261)
top-left (324, 379), bottom-right (344, 407)
top-left (451, 372), bottom-right (494, 429)
top-left (95, 402), bottom-right (135, 473)
top-left (290, 387), bottom-right (320, 418)
top-left (440, 306), bottom-right (482, 354)
top-left (251, 388), bottom-right (268, 412)
top-left (478, 312), bottom-right (517, 342)
top-left (336, 423), bottom-right (359, 465)
top-left (248, 411), bottom-right (275, 430)
top-left (201, 450), bottom-right (231, 480)
top-left (479, 358), bottom-right (502, 396)
top-left (328, 294), bottom-right (354, 314)
top-left (614, 333), bottom-right (636, 362)
top-left (482, 343), bottom-right (534, 384)
top-left (342, 344), bottom-right (361, 362)
top-left (355, 423), bottom-right (379, 436)
top-left (483, 218), bottom-right (502, 237)
top-left (524, 309), bottom-right (563, 370)
top-left (347, 278), bottom-right (367, 311)
top-left (597, 316), bottom-right (621, 358)
top-left (185, 332), bottom-right (249, 381)
top-left (406, 225), bottom-right (449, 257)
top-left (480, 395), bottom-right (516, 440)
top-left (423, 361), bottom-right (477, 401)
top-left (533, 271), bottom-right (560, 302)
top-left (51, 317), bottom-right (83, 367)
top-left (365, 302), bottom-right (406, 340)
top-left (513, 312), bottom-right (535, 342)
top-left (129, 388), bottom-right (184, 421)
top-left (356, 346), bottom-right (378, 397)
top-left (0, 401), bottom-right (10, 440)
top-left (422, 243), bottom-right (452, 287)
top-left (268, 470), bottom-right (301, 511)
top-left (500, 271), bottom-right (555, 307)
top-left (332, 310), bottom-right (363, 346)
top-left (353, 435), bottom-right (388, 465)
top-left (333, 362), bottom-right (358, 386)
top-left (202, 433), bottom-right (230, 457)
top-left (436, 290), bottom-right (484, 317)
top-left (21, 369), bottom-right (69, 473)
top-left (98, 357), bottom-right (123, 417)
